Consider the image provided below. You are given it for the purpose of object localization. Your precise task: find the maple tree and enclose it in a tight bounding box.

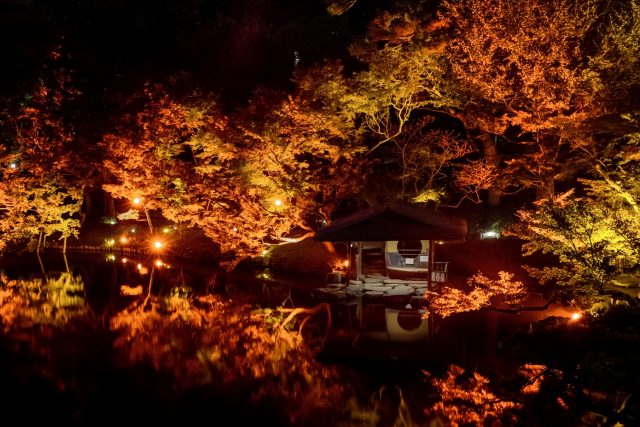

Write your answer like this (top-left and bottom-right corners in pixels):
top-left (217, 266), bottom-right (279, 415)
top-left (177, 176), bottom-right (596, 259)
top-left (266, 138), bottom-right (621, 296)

top-left (0, 59), bottom-right (83, 252)
top-left (298, 7), bottom-right (486, 207)
top-left (422, 271), bottom-right (526, 317)
top-left (102, 86), bottom-right (270, 264)
top-left (507, 157), bottom-right (640, 305)
top-left (440, 0), bottom-right (640, 202)
top-left (510, 191), bottom-right (638, 304)
top-left (101, 82), bottom-right (365, 267)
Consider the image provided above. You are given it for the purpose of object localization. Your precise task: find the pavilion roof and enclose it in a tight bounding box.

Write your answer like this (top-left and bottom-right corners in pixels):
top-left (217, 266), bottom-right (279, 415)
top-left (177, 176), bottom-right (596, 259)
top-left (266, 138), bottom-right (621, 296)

top-left (315, 203), bottom-right (467, 242)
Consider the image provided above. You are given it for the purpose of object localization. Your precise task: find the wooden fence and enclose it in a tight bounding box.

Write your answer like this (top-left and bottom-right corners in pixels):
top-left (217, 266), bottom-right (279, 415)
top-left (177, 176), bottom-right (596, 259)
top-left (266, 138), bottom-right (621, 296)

top-left (46, 243), bottom-right (146, 256)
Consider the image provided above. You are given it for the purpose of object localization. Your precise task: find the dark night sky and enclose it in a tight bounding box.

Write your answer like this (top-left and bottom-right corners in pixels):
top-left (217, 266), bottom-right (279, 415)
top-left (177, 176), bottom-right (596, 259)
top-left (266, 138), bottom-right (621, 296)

top-left (0, 0), bottom-right (383, 110)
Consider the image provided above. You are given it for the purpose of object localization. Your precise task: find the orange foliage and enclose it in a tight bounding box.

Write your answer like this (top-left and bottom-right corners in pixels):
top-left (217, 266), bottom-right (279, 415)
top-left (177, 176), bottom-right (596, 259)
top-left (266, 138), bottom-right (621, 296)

top-left (423, 271), bottom-right (526, 317)
top-left (424, 365), bottom-right (520, 426)
top-left (101, 84), bottom-right (362, 267)
top-left (0, 63), bottom-right (83, 251)
top-left (519, 364), bottom-right (563, 395)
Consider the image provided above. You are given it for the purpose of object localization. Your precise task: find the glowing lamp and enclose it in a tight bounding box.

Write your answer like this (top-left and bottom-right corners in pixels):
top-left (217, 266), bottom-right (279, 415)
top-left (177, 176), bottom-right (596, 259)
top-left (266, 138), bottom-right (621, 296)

top-left (120, 236), bottom-right (129, 244)
top-left (153, 241), bottom-right (163, 249)
top-left (155, 260), bottom-right (163, 267)
top-left (130, 228), bottom-right (136, 233)
top-left (261, 249), bottom-right (268, 256)
top-left (570, 312), bottom-right (582, 322)
top-left (481, 230), bottom-right (500, 239)
top-left (10, 163), bottom-right (17, 169)
top-left (343, 260), bottom-right (350, 267)
top-left (274, 199), bottom-right (282, 207)
top-left (163, 228), bottom-right (170, 233)
top-left (133, 197), bottom-right (141, 205)
top-left (232, 227), bottom-right (238, 232)
top-left (137, 263), bottom-right (143, 270)
top-left (122, 258), bottom-right (128, 264)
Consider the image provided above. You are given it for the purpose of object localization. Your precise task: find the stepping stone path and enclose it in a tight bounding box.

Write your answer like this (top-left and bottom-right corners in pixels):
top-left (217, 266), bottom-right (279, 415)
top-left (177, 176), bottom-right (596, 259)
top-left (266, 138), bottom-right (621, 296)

top-left (315, 277), bottom-right (432, 298)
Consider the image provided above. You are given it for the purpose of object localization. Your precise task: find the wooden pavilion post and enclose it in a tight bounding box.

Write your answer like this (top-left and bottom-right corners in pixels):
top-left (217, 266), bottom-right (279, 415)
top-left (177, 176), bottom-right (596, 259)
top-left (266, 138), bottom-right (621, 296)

top-left (427, 240), bottom-right (435, 289)
top-left (356, 241), bottom-right (363, 280)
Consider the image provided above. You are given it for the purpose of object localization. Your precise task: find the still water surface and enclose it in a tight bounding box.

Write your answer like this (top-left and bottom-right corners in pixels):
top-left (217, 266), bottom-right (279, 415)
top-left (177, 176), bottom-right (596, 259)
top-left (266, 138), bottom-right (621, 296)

top-left (0, 252), bottom-right (568, 425)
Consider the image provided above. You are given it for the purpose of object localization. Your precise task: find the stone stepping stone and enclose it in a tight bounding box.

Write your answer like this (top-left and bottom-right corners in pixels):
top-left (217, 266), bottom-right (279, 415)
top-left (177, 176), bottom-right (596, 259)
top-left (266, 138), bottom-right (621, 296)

top-left (385, 287), bottom-right (415, 296)
top-left (364, 285), bottom-right (392, 292)
top-left (392, 285), bottom-right (414, 292)
top-left (349, 280), bottom-right (364, 285)
top-left (313, 288), bottom-right (348, 300)
top-left (362, 282), bottom-right (387, 288)
top-left (384, 279), bottom-right (428, 285)
top-left (363, 291), bottom-right (385, 296)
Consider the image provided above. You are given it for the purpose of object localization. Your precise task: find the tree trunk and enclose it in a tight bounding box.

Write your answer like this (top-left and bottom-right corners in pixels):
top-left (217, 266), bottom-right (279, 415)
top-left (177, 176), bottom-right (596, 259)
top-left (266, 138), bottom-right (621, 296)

top-left (63, 235), bottom-right (67, 254)
top-left (477, 133), bottom-right (501, 206)
top-left (143, 205), bottom-right (154, 233)
top-left (535, 176), bottom-right (555, 201)
top-left (105, 191), bottom-right (116, 217)
top-left (80, 188), bottom-right (92, 225)
top-left (36, 230), bottom-right (43, 253)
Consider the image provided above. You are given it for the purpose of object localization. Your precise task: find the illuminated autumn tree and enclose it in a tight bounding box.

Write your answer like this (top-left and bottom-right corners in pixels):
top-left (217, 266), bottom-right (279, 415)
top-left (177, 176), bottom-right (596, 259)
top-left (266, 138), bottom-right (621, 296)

top-left (102, 83), bottom-right (364, 266)
top-left (0, 175), bottom-right (81, 252)
top-left (101, 86), bottom-right (278, 264)
top-left (239, 83), bottom-right (366, 231)
top-left (423, 271), bottom-right (526, 317)
top-left (507, 191), bottom-right (637, 305)
top-left (300, 8), bottom-right (486, 207)
top-left (0, 58), bottom-right (83, 252)
top-left (441, 0), bottom-right (640, 201)
top-left (505, 115), bottom-right (640, 305)
top-left (343, 9), bottom-right (460, 155)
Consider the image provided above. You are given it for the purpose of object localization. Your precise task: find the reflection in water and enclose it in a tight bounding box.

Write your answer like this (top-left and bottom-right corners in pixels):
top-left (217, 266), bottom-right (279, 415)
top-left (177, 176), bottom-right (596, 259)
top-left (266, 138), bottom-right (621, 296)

top-left (424, 365), bottom-right (521, 425)
top-left (0, 271), bottom-right (86, 330)
top-left (110, 292), bottom-right (352, 425)
top-left (0, 254), bottom-right (386, 426)
top-left (1, 254), bottom-right (638, 425)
